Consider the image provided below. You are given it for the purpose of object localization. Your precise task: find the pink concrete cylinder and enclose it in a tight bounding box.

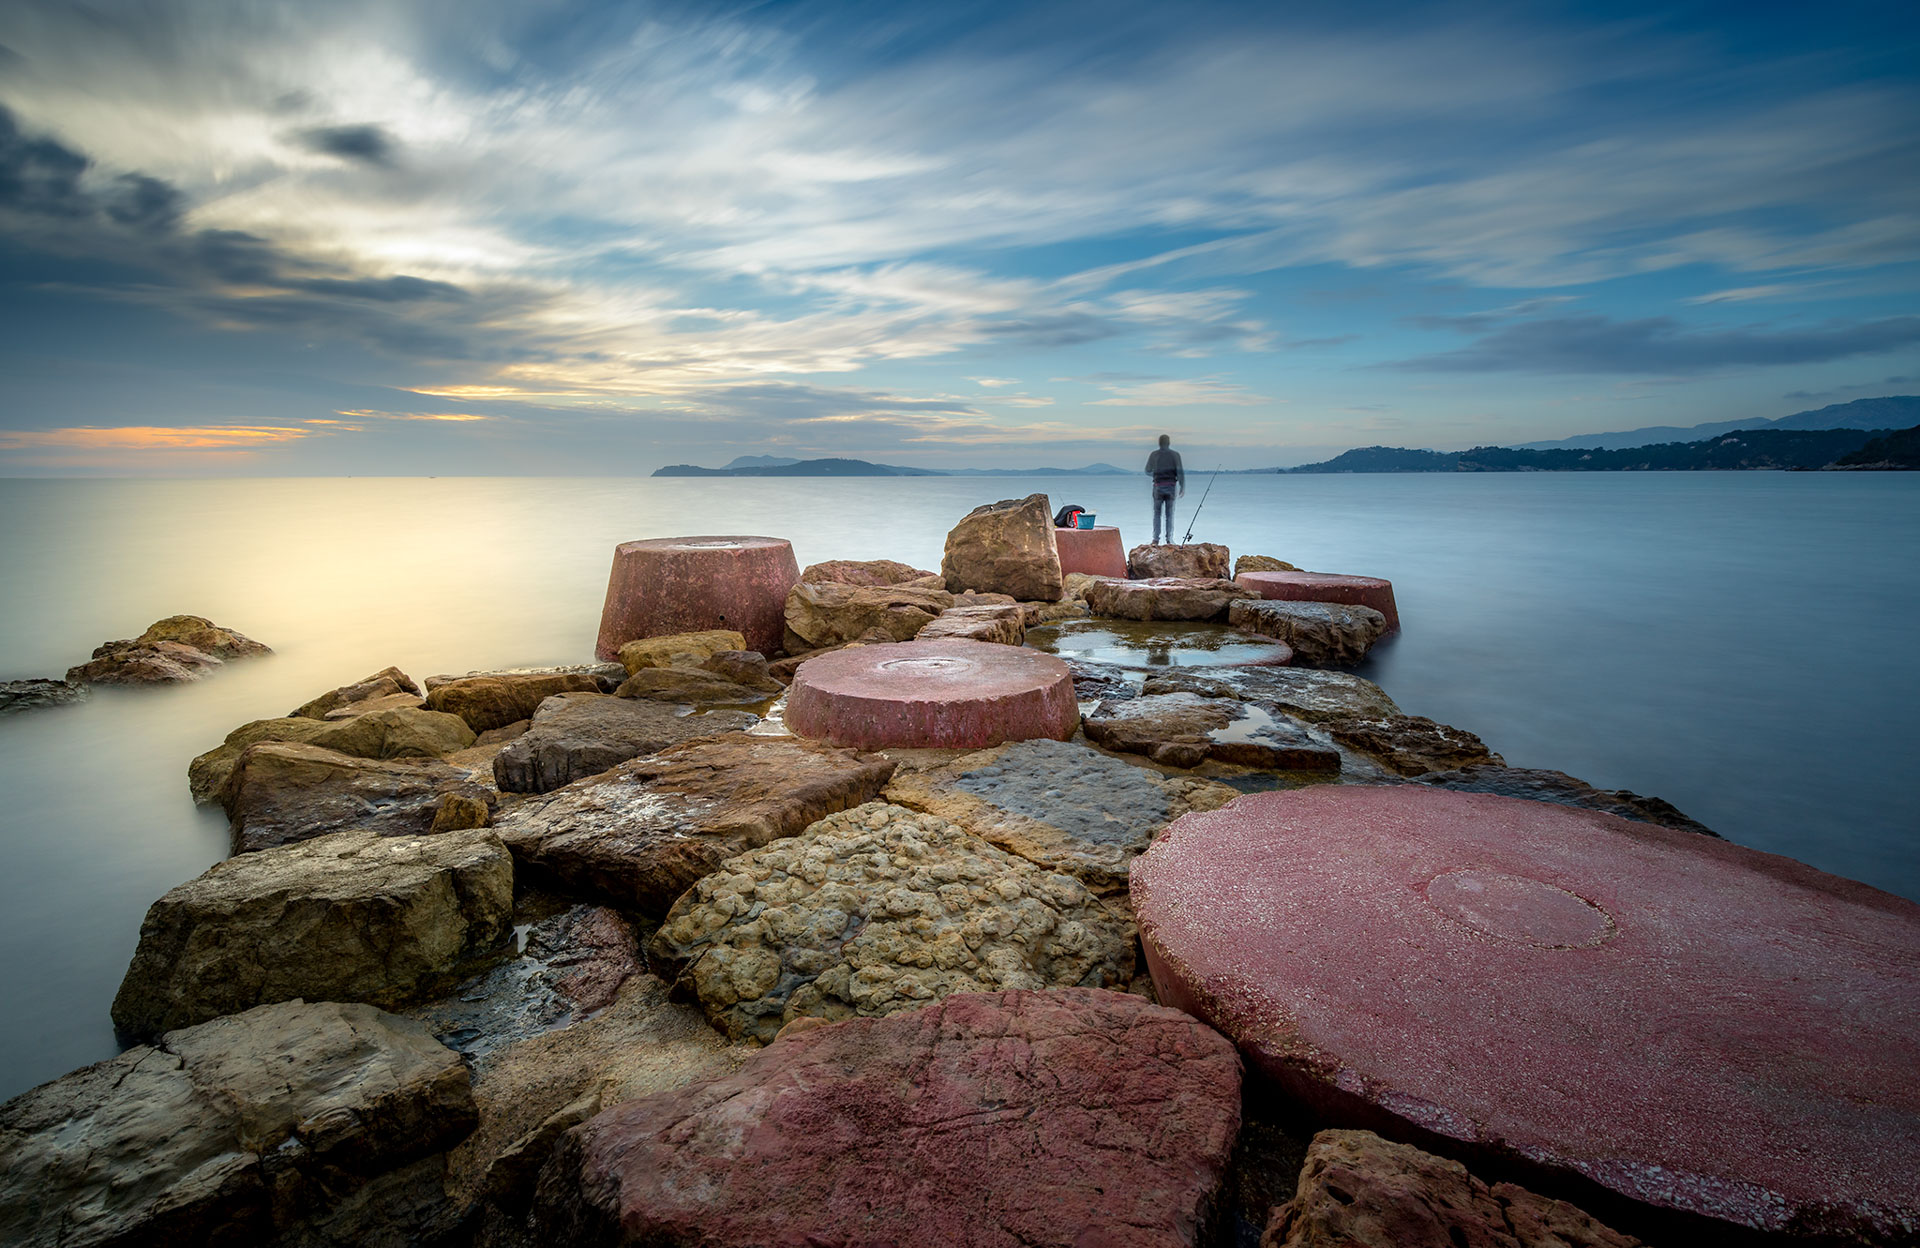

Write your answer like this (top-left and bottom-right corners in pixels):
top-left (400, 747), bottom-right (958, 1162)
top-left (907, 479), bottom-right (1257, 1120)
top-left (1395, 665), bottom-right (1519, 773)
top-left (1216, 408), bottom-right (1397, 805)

top-left (595, 536), bottom-right (799, 660)
top-left (785, 639), bottom-right (1078, 750)
top-left (1054, 525), bottom-right (1128, 578)
top-left (1235, 570), bottom-right (1400, 632)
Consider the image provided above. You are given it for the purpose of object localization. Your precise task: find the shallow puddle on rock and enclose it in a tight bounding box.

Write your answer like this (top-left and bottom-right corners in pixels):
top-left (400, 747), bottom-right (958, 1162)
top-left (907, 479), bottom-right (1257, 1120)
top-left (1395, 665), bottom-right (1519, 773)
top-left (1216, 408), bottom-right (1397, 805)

top-left (1027, 619), bottom-right (1290, 669)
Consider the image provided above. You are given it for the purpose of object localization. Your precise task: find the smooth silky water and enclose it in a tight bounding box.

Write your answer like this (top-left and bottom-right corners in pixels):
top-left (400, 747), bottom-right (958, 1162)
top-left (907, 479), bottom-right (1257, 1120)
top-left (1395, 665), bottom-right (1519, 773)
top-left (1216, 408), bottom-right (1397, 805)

top-left (1, 472), bottom-right (1915, 1097)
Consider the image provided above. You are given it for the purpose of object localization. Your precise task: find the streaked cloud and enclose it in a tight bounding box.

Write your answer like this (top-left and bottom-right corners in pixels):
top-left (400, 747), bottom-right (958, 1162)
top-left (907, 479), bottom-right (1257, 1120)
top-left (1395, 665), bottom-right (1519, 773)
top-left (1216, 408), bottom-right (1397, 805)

top-left (0, 424), bottom-right (313, 450)
top-left (1390, 314), bottom-right (1920, 375)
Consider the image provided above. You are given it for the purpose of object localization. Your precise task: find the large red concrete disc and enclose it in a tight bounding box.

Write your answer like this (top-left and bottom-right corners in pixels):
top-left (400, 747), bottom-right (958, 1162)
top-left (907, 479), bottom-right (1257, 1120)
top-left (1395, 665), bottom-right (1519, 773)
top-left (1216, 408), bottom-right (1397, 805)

top-left (1130, 785), bottom-right (1920, 1244)
top-left (786, 639), bottom-right (1078, 749)
top-left (595, 535), bottom-right (798, 660)
top-left (1054, 525), bottom-right (1128, 578)
top-left (1235, 570), bottom-right (1399, 631)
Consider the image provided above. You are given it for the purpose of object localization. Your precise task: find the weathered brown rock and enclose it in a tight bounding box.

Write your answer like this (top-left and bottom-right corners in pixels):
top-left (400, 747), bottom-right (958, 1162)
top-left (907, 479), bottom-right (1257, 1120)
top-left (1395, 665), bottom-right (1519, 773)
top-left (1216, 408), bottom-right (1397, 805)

top-left (0, 678), bottom-right (87, 715)
top-left (131, 614), bottom-right (272, 660)
top-left (1085, 575), bottom-right (1258, 622)
top-left (1140, 666), bottom-right (1401, 723)
top-left (425, 663), bottom-right (627, 691)
top-left (885, 738), bottom-right (1238, 892)
top-left (1235, 554), bottom-right (1297, 575)
top-left (649, 803), bottom-right (1137, 1041)
top-left (493, 735), bottom-right (895, 915)
top-left (1061, 570), bottom-right (1123, 602)
top-left (66, 639), bottom-right (224, 685)
top-left (531, 988), bottom-right (1242, 1248)
top-left (700, 649), bottom-right (783, 688)
top-left (111, 826), bottom-right (513, 1039)
top-left (190, 706), bottom-right (477, 804)
top-left (1260, 1130), bottom-right (1641, 1248)
top-left (0, 1000), bottom-right (476, 1248)
top-left (1323, 714), bottom-right (1501, 776)
top-left (1237, 570), bottom-right (1401, 632)
top-left (1129, 541), bottom-right (1230, 579)
top-left (798, 558), bottom-right (942, 588)
top-left (613, 666), bottom-right (780, 704)
top-left (493, 691), bottom-right (756, 794)
top-left (1417, 765), bottom-right (1714, 836)
top-left (616, 629), bottom-right (746, 674)
top-left (289, 665), bottom-right (423, 719)
top-left (940, 492), bottom-right (1065, 602)
top-left (431, 792), bottom-right (493, 832)
top-left (916, 602), bottom-right (1029, 644)
top-left (1085, 692), bottom-right (1342, 771)
top-left (425, 671), bottom-right (606, 733)
top-left (781, 580), bottom-right (956, 652)
top-left (1230, 598), bottom-right (1389, 666)
top-left (219, 740), bottom-right (496, 852)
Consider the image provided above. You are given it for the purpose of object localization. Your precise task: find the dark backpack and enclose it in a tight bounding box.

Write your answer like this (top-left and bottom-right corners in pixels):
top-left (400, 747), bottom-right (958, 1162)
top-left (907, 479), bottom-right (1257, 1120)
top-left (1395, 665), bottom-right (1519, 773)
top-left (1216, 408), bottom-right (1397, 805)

top-left (1053, 504), bottom-right (1086, 528)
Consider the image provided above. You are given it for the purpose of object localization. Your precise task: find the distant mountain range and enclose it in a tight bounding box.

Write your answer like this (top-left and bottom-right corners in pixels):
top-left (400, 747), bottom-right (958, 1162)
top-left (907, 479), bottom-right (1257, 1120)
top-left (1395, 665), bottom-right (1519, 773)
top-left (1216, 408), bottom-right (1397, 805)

top-left (653, 457), bottom-right (1130, 477)
top-left (1286, 426), bottom-right (1908, 474)
top-left (1507, 395), bottom-right (1920, 451)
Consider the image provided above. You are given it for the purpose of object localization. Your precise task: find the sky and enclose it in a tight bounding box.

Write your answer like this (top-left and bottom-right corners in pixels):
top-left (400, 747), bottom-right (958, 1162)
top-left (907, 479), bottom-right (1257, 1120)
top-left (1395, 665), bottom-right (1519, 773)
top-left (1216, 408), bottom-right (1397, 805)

top-left (0, 0), bottom-right (1916, 475)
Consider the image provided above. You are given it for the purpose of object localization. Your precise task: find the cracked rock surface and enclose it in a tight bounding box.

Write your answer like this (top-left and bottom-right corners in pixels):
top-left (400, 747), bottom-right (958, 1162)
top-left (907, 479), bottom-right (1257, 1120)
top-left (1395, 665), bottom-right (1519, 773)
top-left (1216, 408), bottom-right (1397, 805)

top-left (1229, 599), bottom-right (1387, 666)
top-left (1322, 714), bottom-right (1501, 776)
top-left (648, 802), bottom-right (1136, 1043)
top-left (492, 692), bottom-right (754, 794)
top-left (219, 740), bottom-right (497, 853)
top-left (531, 988), bottom-right (1240, 1248)
top-left (1084, 692), bottom-right (1343, 772)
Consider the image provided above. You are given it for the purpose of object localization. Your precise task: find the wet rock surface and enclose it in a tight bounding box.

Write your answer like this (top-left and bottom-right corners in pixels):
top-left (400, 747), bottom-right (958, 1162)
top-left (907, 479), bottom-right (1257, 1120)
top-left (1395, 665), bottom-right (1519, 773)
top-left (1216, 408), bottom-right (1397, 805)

top-left (1028, 617), bottom-right (1296, 671)
top-left (1084, 575), bottom-right (1258, 622)
top-left (615, 629), bottom-right (746, 673)
top-left (493, 691), bottom-right (755, 794)
top-left (1261, 1130), bottom-right (1641, 1248)
top-left (917, 601), bottom-right (1030, 644)
top-left (1084, 691), bottom-right (1343, 771)
top-left (885, 739), bottom-right (1238, 892)
top-left (0, 1000), bottom-right (476, 1248)
top-left (1323, 714), bottom-right (1502, 776)
top-left (612, 665), bottom-right (779, 704)
top-left (1128, 541), bottom-right (1230, 579)
top-left (798, 558), bottom-right (942, 588)
top-left (1139, 665), bottom-right (1401, 722)
top-left (290, 665), bottom-right (423, 719)
top-left (530, 988), bottom-right (1241, 1248)
top-left (649, 803), bottom-right (1137, 1042)
top-left (1132, 786), bottom-right (1920, 1245)
top-left (781, 580), bottom-right (956, 652)
top-left (192, 706), bottom-right (477, 804)
top-left (1237, 570), bottom-right (1401, 632)
top-left (493, 734), bottom-right (895, 915)
top-left (111, 827), bottom-right (514, 1040)
top-left (940, 492), bottom-right (1065, 602)
top-left (1230, 598), bottom-right (1389, 666)
top-left (220, 740), bottom-right (497, 852)
top-left (0, 677), bottom-right (86, 715)
top-left (425, 671), bottom-right (611, 733)
top-left (1417, 764), bottom-right (1714, 836)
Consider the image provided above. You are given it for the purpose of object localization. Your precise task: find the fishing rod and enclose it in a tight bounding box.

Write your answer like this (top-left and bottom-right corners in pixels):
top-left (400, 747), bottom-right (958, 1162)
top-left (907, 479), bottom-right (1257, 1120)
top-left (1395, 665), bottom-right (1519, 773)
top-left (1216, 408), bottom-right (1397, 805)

top-left (1181, 465), bottom-right (1222, 543)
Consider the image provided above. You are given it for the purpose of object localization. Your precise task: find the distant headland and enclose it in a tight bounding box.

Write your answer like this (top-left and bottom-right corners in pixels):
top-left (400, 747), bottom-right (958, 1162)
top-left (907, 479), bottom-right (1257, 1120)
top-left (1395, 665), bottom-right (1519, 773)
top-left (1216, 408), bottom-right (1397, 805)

top-left (653, 457), bottom-right (1131, 478)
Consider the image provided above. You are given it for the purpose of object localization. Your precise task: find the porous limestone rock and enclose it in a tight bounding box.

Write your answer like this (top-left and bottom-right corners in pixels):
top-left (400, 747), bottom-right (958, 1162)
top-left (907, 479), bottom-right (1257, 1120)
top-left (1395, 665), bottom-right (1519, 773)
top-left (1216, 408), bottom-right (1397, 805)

top-left (492, 691), bottom-right (755, 794)
top-left (1139, 666), bottom-right (1401, 723)
top-left (1084, 692), bottom-right (1342, 771)
top-left (1084, 575), bottom-right (1258, 622)
top-left (1323, 714), bottom-right (1501, 776)
top-left (289, 665), bottom-right (423, 719)
top-left (1235, 554), bottom-right (1297, 575)
top-left (616, 629), bottom-right (746, 675)
top-left (797, 558), bottom-right (942, 588)
top-left (219, 740), bottom-right (496, 852)
top-left (1416, 764), bottom-right (1712, 835)
top-left (884, 738), bottom-right (1238, 892)
top-left (493, 735), bottom-right (895, 915)
top-left (1260, 1130), bottom-right (1641, 1248)
top-left (0, 678), bottom-right (87, 715)
top-left (111, 827), bottom-right (513, 1040)
top-left (190, 706), bottom-right (477, 803)
top-left (648, 803), bottom-right (1137, 1043)
top-left (0, 1000), bottom-right (476, 1248)
top-left (781, 581), bottom-right (956, 653)
top-left (1230, 598), bottom-right (1388, 667)
top-left (940, 493), bottom-right (1065, 602)
top-left (425, 671), bottom-right (607, 733)
top-left (915, 602), bottom-right (1029, 645)
top-left (530, 988), bottom-right (1241, 1248)
top-left (1128, 541), bottom-right (1230, 579)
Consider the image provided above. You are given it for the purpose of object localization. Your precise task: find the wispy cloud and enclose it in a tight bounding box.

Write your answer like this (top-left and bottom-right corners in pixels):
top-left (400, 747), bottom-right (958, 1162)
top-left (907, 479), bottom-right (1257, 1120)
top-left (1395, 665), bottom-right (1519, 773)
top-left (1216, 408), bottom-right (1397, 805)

top-left (1390, 314), bottom-right (1920, 375)
top-left (1086, 377), bottom-right (1269, 406)
top-left (0, 424), bottom-right (312, 450)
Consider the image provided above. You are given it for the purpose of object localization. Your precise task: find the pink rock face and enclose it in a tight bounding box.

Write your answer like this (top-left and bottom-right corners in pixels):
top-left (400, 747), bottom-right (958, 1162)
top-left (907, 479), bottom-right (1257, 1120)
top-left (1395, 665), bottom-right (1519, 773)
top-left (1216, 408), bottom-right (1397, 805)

top-left (532, 988), bottom-right (1243, 1248)
top-left (786, 638), bottom-right (1078, 749)
top-left (1235, 570), bottom-right (1400, 632)
top-left (595, 535), bottom-right (799, 660)
top-left (1131, 786), bottom-right (1920, 1245)
top-left (1054, 525), bottom-right (1128, 577)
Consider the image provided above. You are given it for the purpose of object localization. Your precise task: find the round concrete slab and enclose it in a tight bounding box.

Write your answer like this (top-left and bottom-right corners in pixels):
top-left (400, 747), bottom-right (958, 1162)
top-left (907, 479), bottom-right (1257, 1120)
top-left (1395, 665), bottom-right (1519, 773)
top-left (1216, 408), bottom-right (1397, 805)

top-left (1054, 525), bottom-right (1128, 578)
top-left (1235, 570), bottom-right (1399, 631)
top-left (595, 535), bottom-right (798, 660)
top-left (1131, 785), bottom-right (1920, 1244)
top-left (786, 639), bottom-right (1078, 749)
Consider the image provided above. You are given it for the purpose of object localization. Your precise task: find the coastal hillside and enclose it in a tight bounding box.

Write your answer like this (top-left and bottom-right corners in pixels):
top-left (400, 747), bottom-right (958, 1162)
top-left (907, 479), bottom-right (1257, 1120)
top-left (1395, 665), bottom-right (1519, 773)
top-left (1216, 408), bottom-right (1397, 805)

top-left (1285, 426), bottom-right (1910, 473)
top-left (1510, 394), bottom-right (1920, 451)
top-left (1833, 425), bottom-right (1920, 469)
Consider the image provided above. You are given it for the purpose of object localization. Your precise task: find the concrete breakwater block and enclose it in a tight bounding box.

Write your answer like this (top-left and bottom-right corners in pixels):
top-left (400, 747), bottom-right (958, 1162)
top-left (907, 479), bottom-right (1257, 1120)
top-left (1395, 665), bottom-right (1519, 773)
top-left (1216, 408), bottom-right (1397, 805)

top-left (1130, 785), bottom-right (1920, 1244)
top-left (786, 638), bottom-right (1078, 749)
top-left (1053, 524), bottom-right (1128, 578)
top-left (1236, 569), bottom-right (1400, 632)
top-left (595, 535), bottom-right (798, 660)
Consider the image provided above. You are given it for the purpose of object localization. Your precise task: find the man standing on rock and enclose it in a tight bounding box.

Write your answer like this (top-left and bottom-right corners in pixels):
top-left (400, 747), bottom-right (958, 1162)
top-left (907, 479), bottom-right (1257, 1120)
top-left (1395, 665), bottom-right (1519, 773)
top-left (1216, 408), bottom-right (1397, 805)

top-left (1145, 434), bottom-right (1185, 544)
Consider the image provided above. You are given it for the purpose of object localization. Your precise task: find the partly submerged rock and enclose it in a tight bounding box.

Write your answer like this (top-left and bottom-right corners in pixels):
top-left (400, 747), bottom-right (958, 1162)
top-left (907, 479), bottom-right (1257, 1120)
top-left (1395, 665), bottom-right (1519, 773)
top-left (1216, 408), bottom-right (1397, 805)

top-left (219, 740), bottom-right (496, 852)
top-left (1084, 575), bottom-right (1257, 622)
top-left (66, 639), bottom-right (224, 685)
top-left (0, 1000), bottom-right (475, 1248)
top-left (425, 671), bottom-right (608, 733)
top-left (125, 614), bottom-right (271, 660)
top-left (190, 706), bottom-right (476, 804)
top-left (1230, 598), bottom-right (1388, 667)
top-left (797, 558), bottom-right (942, 588)
top-left (781, 580), bottom-right (955, 653)
top-left (648, 802), bottom-right (1137, 1042)
top-left (616, 629), bottom-right (746, 675)
top-left (1128, 541), bottom-right (1230, 579)
top-left (530, 988), bottom-right (1241, 1248)
top-left (1261, 1130), bottom-right (1641, 1248)
top-left (493, 734), bottom-right (895, 915)
top-left (0, 678), bottom-right (87, 715)
top-left (1140, 666), bottom-right (1401, 723)
top-left (1417, 764), bottom-right (1714, 836)
top-left (940, 492), bottom-right (1065, 602)
top-left (289, 664), bottom-right (423, 719)
top-left (1323, 713), bottom-right (1501, 776)
top-left (493, 691), bottom-right (755, 794)
top-left (111, 826), bottom-right (513, 1040)
top-left (1084, 691), bottom-right (1342, 772)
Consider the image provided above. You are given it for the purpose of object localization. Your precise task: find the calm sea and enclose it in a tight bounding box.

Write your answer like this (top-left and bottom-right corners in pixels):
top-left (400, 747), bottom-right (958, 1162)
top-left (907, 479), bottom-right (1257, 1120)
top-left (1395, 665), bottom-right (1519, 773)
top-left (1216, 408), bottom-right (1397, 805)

top-left (1, 473), bottom-right (1916, 1098)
